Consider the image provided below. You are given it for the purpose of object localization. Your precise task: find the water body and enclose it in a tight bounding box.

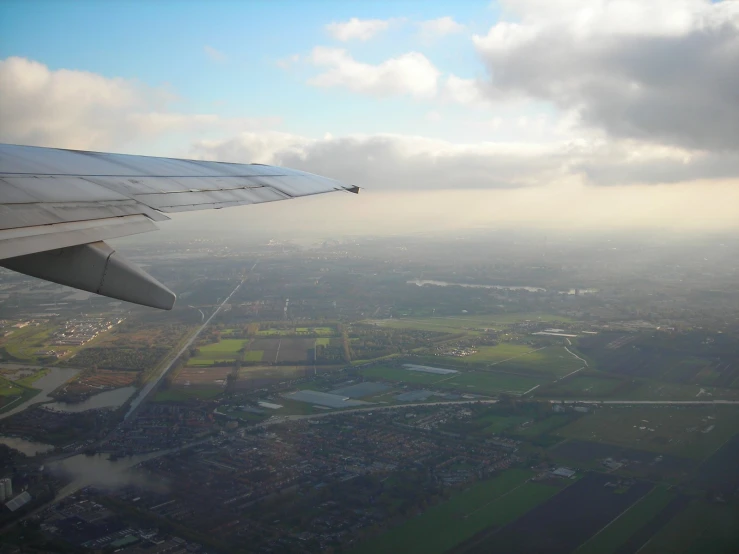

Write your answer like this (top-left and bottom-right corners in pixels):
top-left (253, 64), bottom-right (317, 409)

top-left (50, 451), bottom-right (170, 496)
top-left (407, 279), bottom-right (546, 293)
top-left (560, 288), bottom-right (599, 295)
top-left (0, 367), bottom-right (81, 421)
top-left (0, 435), bottom-right (54, 456)
top-left (44, 386), bottom-right (136, 413)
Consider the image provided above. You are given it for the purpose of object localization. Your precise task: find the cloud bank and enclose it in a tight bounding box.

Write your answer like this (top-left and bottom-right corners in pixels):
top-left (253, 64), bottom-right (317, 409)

top-left (473, 0), bottom-right (739, 150)
top-left (0, 57), bottom-right (274, 151)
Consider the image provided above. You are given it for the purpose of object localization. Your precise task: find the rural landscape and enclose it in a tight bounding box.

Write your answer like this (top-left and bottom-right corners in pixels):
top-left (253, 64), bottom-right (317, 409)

top-left (1, 231), bottom-right (738, 553)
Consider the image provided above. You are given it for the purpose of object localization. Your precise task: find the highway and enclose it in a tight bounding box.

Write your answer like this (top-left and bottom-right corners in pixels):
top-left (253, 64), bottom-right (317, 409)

top-left (124, 276), bottom-right (246, 420)
top-left (552, 399), bottom-right (739, 405)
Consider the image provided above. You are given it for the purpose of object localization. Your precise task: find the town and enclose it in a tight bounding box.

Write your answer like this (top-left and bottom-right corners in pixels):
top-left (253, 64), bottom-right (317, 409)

top-left (1, 231), bottom-right (738, 553)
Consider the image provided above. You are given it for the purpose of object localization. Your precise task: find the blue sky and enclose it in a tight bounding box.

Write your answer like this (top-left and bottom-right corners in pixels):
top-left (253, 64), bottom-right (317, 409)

top-left (1, 0), bottom-right (738, 233)
top-left (1, 0), bottom-right (502, 140)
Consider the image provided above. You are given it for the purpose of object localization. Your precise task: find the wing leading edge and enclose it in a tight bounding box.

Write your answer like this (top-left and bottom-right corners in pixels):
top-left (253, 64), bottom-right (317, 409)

top-left (0, 144), bottom-right (359, 309)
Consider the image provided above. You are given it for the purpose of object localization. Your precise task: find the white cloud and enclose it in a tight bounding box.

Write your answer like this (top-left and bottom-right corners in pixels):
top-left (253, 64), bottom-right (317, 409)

top-left (308, 47), bottom-right (440, 98)
top-left (0, 57), bottom-right (276, 151)
top-left (180, 130), bottom-right (739, 235)
top-left (325, 17), bottom-right (396, 41)
top-left (425, 110), bottom-right (442, 122)
top-left (190, 128), bottom-right (739, 192)
top-left (417, 16), bottom-right (465, 41)
top-left (190, 131), bottom-right (576, 191)
top-left (473, 0), bottom-right (739, 150)
top-left (204, 45), bottom-right (227, 63)
top-left (444, 75), bottom-right (488, 106)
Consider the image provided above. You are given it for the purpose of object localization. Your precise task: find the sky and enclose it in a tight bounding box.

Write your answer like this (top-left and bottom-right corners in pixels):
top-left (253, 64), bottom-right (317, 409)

top-left (1, 0), bottom-right (739, 237)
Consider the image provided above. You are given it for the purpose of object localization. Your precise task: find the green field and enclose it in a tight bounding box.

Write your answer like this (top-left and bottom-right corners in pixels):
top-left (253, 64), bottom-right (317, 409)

top-left (514, 414), bottom-right (572, 437)
top-left (621, 380), bottom-right (739, 401)
top-left (14, 368), bottom-right (50, 388)
top-left (360, 365), bottom-right (542, 395)
top-left (0, 386), bottom-right (40, 413)
top-left (640, 500), bottom-right (739, 554)
top-left (556, 406), bottom-right (739, 460)
top-left (0, 324), bottom-right (56, 361)
top-left (351, 469), bottom-right (562, 554)
top-left (435, 371), bottom-right (542, 395)
top-left (153, 386), bottom-right (223, 402)
top-left (0, 375), bottom-right (25, 396)
top-left (189, 339), bottom-right (245, 366)
top-left (539, 375), bottom-right (625, 397)
top-left (459, 345), bottom-right (581, 376)
top-left (477, 414), bottom-right (530, 434)
top-left (361, 366), bottom-right (449, 385)
top-left (575, 486), bottom-right (675, 554)
top-left (243, 350), bottom-right (263, 362)
top-left (315, 338), bottom-right (331, 346)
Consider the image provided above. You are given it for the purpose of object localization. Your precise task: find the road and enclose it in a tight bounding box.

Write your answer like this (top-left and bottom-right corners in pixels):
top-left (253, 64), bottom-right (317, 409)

top-left (564, 345), bottom-right (589, 366)
top-left (551, 399), bottom-right (739, 405)
top-left (124, 277), bottom-right (245, 420)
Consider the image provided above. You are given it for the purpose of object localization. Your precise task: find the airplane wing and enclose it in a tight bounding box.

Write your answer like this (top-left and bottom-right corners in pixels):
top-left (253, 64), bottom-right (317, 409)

top-left (0, 143), bottom-right (359, 310)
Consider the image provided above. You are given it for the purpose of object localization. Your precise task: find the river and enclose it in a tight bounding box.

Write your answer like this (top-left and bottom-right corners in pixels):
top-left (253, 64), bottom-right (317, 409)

top-left (407, 279), bottom-right (546, 292)
top-left (407, 280), bottom-right (599, 295)
top-left (43, 386), bottom-right (137, 413)
top-left (0, 367), bottom-right (80, 421)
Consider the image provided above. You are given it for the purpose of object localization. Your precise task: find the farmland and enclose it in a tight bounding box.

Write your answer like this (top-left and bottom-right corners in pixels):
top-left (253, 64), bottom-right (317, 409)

top-left (458, 345), bottom-right (581, 377)
top-left (351, 469), bottom-right (563, 554)
top-left (477, 414), bottom-right (530, 434)
top-left (550, 440), bottom-right (697, 480)
top-left (243, 350), bottom-right (263, 362)
top-left (153, 387), bottom-right (223, 402)
top-left (173, 366), bottom-right (232, 386)
top-left (620, 380), bottom-right (739, 401)
top-left (359, 365), bottom-right (543, 395)
top-left (554, 405), bottom-right (739, 460)
top-left (249, 338), bottom-right (317, 363)
top-left (0, 367), bottom-right (51, 410)
top-left (575, 486), bottom-right (678, 554)
top-left (465, 473), bottom-right (653, 554)
top-left (0, 323), bottom-right (58, 362)
top-left (576, 332), bottom-right (739, 388)
top-left (434, 370), bottom-right (542, 395)
top-left (537, 374), bottom-right (628, 397)
top-left (691, 432), bottom-right (739, 494)
top-left (188, 339), bottom-right (245, 366)
top-left (360, 365), bottom-right (449, 386)
top-left (0, 375), bottom-right (26, 396)
top-left (513, 414), bottom-right (572, 438)
top-left (639, 499), bottom-right (739, 554)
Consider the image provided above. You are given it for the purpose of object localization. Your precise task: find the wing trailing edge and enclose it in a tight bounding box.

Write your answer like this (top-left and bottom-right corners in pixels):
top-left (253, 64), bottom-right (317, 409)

top-left (0, 143), bottom-right (359, 309)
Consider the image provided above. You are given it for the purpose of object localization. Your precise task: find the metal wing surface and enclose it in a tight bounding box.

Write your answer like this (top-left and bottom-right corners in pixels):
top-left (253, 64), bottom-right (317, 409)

top-left (0, 143), bottom-right (359, 309)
